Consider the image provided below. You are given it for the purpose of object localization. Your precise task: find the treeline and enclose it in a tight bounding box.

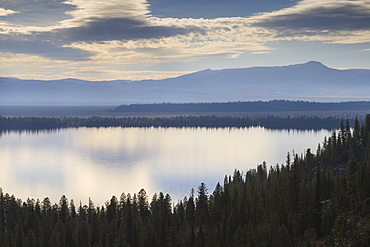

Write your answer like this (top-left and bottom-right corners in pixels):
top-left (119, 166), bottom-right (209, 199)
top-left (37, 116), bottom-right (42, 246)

top-left (1, 117), bottom-right (370, 246)
top-left (114, 100), bottom-right (370, 113)
top-left (0, 115), bottom-right (358, 131)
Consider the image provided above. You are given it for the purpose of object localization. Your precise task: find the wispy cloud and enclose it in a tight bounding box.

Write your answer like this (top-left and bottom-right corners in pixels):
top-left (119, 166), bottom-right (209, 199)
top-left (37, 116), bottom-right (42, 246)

top-left (54, 18), bottom-right (197, 42)
top-left (0, 39), bottom-right (93, 61)
top-left (62, 0), bottom-right (151, 21)
top-left (256, 0), bottom-right (370, 30)
top-left (0, 0), bottom-right (74, 26)
top-left (0, 0), bottom-right (369, 79)
top-left (0, 7), bottom-right (18, 16)
top-left (0, 0), bottom-right (201, 60)
top-left (253, 0), bottom-right (370, 43)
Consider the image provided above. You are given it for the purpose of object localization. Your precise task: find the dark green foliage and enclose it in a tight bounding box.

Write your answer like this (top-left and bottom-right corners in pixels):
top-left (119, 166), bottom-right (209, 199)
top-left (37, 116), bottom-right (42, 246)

top-left (0, 114), bottom-right (359, 131)
top-left (114, 100), bottom-right (370, 113)
top-left (1, 116), bottom-right (370, 246)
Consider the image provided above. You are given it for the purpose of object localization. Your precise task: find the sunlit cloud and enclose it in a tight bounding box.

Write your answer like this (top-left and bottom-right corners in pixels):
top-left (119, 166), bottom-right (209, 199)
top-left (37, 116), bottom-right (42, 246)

top-left (251, 51), bottom-right (271, 54)
top-left (0, 51), bottom-right (193, 80)
top-left (0, 0), bottom-right (74, 28)
top-left (62, 0), bottom-right (151, 25)
top-left (0, 0), bottom-right (369, 79)
top-left (0, 7), bottom-right (18, 16)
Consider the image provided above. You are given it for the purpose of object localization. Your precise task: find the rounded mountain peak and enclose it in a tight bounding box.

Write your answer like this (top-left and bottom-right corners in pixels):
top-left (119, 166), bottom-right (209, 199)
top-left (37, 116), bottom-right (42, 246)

top-left (303, 61), bottom-right (327, 67)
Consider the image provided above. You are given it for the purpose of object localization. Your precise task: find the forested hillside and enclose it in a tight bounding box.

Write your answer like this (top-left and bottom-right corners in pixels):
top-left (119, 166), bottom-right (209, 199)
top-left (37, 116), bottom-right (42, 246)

top-left (1, 117), bottom-right (370, 246)
top-left (114, 100), bottom-right (370, 113)
top-left (0, 115), bottom-right (357, 130)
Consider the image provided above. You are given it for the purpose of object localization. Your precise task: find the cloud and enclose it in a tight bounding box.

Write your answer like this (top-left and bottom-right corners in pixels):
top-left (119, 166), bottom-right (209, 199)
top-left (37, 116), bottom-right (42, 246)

top-left (0, 7), bottom-right (18, 16)
top-left (61, 0), bottom-right (151, 27)
top-left (62, 17), bottom-right (270, 68)
top-left (61, 0), bottom-right (370, 71)
top-left (253, 0), bottom-right (370, 38)
top-left (251, 51), bottom-right (271, 54)
top-left (0, 39), bottom-right (93, 61)
top-left (54, 17), bottom-right (199, 42)
top-left (0, 0), bottom-right (198, 60)
top-left (0, 0), bottom-right (369, 76)
top-left (0, 0), bottom-right (74, 26)
top-left (52, 0), bottom-right (201, 43)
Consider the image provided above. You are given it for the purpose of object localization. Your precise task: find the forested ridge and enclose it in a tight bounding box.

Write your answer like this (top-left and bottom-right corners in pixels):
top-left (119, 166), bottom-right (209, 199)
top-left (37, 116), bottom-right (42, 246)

top-left (114, 100), bottom-right (370, 113)
top-left (0, 115), bottom-right (359, 131)
top-left (1, 117), bottom-right (370, 246)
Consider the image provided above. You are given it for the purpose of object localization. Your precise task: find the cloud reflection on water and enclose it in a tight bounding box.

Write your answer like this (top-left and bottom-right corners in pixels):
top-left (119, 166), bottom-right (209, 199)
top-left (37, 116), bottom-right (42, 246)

top-left (0, 127), bottom-right (331, 205)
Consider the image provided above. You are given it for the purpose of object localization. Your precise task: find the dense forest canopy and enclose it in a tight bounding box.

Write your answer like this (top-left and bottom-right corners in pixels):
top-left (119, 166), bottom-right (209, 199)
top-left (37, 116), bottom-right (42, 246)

top-left (1, 116), bottom-right (370, 246)
top-left (0, 115), bottom-right (361, 131)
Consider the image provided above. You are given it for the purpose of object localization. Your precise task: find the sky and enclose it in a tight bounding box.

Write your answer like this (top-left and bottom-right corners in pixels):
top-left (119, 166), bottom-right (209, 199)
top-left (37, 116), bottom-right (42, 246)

top-left (0, 0), bottom-right (369, 81)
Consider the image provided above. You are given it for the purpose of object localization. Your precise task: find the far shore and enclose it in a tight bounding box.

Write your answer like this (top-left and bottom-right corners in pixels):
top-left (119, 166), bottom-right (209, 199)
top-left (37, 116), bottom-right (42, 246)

top-left (1, 105), bottom-right (370, 118)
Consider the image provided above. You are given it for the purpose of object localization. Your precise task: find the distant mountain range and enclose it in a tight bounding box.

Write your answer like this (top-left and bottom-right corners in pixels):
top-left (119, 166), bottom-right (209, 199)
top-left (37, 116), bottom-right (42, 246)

top-left (1, 61), bottom-right (370, 105)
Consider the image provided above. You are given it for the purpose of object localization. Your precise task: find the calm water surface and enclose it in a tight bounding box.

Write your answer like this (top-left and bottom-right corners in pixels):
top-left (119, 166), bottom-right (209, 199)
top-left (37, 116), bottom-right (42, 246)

top-left (0, 127), bottom-right (331, 205)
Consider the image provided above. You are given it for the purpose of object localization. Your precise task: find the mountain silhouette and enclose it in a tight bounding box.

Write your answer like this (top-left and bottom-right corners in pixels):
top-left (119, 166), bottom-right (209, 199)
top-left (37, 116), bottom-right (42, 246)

top-left (1, 61), bottom-right (369, 105)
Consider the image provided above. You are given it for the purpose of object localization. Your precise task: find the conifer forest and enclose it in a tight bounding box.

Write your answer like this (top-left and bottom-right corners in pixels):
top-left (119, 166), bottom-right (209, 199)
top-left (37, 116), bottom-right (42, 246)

top-left (1, 116), bottom-right (370, 246)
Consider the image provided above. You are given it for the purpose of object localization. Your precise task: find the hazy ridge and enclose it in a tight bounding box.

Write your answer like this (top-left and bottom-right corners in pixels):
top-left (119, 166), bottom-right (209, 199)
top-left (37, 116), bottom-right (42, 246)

top-left (1, 61), bottom-right (370, 105)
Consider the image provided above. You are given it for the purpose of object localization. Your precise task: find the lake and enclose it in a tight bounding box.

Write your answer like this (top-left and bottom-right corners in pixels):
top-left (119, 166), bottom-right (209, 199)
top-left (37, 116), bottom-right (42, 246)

top-left (0, 127), bottom-right (331, 206)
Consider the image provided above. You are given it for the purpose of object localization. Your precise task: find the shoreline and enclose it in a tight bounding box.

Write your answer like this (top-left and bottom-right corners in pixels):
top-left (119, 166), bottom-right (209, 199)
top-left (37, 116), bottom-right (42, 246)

top-left (1, 105), bottom-right (370, 118)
